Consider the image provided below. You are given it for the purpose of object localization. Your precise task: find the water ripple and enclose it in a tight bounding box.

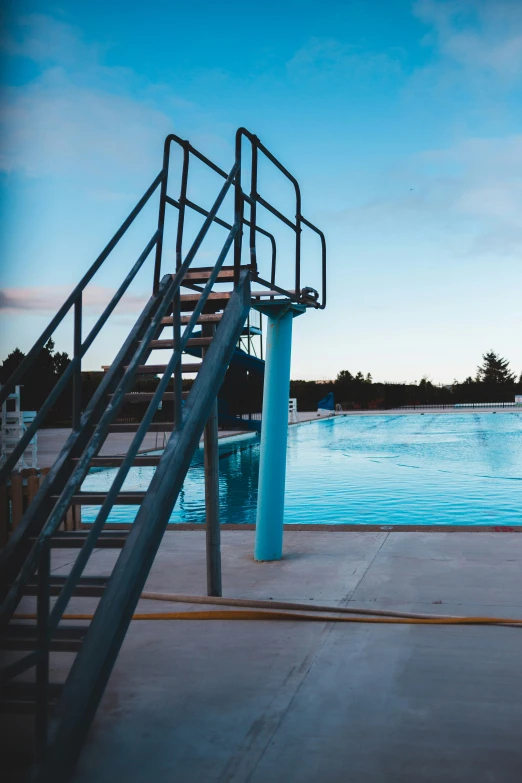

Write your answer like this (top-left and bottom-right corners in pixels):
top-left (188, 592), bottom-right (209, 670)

top-left (82, 413), bottom-right (522, 527)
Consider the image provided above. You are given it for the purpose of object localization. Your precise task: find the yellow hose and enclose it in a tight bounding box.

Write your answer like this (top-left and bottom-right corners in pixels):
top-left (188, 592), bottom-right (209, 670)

top-left (13, 609), bottom-right (522, 625)
top-left (140, 591), bottom-right (522, 627)
top-left (14, 590), bottom-right (522, 626)
top-left (140, 591), bottom-right (465, 621)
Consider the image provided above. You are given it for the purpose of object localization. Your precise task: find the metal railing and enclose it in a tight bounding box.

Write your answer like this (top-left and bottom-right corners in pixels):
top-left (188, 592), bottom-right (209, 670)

top-left (0, 173), bottom-right (165, 484)
top-left (0, 128), bottom-right (326, 773)
top-left (153, 129), bottom-right (326, 308)
top-left (0, 161), bottom-right (243, 625)
top-left (236, 128), bottom-right (326, 309)
top-left (0, 128), bottom-right (326, 486)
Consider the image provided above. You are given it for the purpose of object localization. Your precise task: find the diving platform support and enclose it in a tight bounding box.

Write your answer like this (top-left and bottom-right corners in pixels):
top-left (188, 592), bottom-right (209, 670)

top-left (254, 301), bottom-right (305, 561)
top-left (202, 323), bottom-right (222, 596)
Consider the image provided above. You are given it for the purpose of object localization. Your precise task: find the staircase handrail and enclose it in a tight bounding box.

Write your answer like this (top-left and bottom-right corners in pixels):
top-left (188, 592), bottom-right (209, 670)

top-left (236, 128), bottom-right (326, 309)
top-left (0, 161), bottom-right (240, 626)
top-left (0, 175), bottom-right (166, 483)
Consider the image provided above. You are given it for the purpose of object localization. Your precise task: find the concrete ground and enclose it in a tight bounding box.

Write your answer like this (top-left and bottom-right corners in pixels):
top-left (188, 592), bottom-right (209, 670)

top-left (37, 428), bottom-right (254, 468)
top-left (37, 413), bottom-right (333, 468)
top-left (9, 529), bottom-right (522, 783)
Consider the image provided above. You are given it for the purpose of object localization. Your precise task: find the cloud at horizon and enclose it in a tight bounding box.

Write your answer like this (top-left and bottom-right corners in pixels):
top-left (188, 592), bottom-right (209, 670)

top-left (0, 284), bottom-right (148, 313)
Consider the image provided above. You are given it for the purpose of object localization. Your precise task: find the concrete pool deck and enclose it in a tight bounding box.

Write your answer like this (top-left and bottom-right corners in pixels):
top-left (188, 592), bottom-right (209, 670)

top-left (36, 428), bottom-right (257, 469)
top-left (5, 529), bottom-right (522, 782)
top-left (36, 412), bottom-right (336, 468)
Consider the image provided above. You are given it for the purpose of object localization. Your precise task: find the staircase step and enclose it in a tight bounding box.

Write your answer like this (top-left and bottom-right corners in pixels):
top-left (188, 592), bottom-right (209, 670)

top-left (179, 292), bottom-right (231, 312)
top-left (51, 492), bottom-right (145, 505)
top-left (73, 454), bottom-right (162, 467)
top-left (251, 289), bottom-right (297, 298)
top-left (148, 338), bottom-right (212, 349)
top-left (133, 363), bottom-right (201, 374)
top-left (115, 392), bottom-right (189, 403)
top-left (0, 683), bottom-right (62, 714)
top-left (102, 364), bottom-right (200, 374)
top-left (23, 575), bottom-right (108, 598)
top-left (108, 422), bottom-right (175, 433)
top-left (87, 454), bottom-right (162, 466)
top-left (0, 700), bottom-right (37, 715)
top-left (180, 267), bottom-right (235, 284)
top-left (162, 313), bottom-right (223, 326)
top-left (35, 531), bottom-right (129, 548)
top-left (1, 625), bottom-right (87, 653)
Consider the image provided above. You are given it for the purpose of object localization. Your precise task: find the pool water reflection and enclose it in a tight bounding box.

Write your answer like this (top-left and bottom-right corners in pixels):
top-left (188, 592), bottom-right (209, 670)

top-left (82, 413), bottom-right (522, 526)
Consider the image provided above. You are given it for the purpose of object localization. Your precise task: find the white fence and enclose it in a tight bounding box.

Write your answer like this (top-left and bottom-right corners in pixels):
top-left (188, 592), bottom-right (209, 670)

top-left (0, 386), bottom-right (38, 470)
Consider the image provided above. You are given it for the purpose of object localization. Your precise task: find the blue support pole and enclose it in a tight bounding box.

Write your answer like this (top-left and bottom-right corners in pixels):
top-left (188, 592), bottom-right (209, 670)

top-left (255, 307), bottom-right (295, 561)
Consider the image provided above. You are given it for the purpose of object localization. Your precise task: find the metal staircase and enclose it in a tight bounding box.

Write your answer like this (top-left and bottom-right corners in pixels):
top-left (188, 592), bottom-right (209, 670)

top-left (0, 128), bottom-right (325, 781)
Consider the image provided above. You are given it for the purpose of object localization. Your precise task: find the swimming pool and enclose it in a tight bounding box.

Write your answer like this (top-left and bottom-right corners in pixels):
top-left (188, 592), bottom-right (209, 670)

top-left (82, 413), bottom-right (522, 527)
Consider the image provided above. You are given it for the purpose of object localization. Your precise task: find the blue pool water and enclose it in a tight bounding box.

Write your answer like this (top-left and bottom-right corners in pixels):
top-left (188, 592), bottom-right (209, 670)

top-left (82, 413), bottom-right (522, 526)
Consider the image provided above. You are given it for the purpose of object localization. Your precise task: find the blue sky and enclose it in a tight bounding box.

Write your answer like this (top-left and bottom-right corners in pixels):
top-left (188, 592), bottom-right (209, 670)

top-left (1, 0), bottom-right (521, 382)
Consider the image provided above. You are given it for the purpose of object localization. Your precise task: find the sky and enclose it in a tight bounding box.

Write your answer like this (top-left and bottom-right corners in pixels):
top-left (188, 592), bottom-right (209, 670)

top-left (1, 0), bottom-right (521, 383)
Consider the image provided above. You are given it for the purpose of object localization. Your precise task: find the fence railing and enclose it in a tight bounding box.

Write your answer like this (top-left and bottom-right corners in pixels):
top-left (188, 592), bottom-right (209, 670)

top-left (394, 402), bottom-right (522, 410)
top-left (0, 468), bottom-right (81, 545)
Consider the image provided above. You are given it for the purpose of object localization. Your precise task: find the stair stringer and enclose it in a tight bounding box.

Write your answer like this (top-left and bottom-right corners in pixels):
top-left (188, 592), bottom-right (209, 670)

top-left (37, 270), bottom-right (251, 783)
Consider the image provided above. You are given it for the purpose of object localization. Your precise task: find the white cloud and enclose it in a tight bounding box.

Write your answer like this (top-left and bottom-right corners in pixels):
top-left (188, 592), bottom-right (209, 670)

top-left (332, 133), bottom-right (522, 259)
top-left (2, 13), bottom-right (100, 67)
top-left (0, 14), bottom-right (200, 182)
top-left (420, 134), bottom-right (522, 221)
top-left (0, 69), bottom-right (175, 178)
top-left (286, 37), bottom-right (404, 82)
top-left (413, 0), bottom-right (522, 79)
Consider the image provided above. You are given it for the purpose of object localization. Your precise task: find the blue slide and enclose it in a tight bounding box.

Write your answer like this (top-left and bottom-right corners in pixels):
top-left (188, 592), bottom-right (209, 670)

top-left (185, 331), bottom-right (265, 432)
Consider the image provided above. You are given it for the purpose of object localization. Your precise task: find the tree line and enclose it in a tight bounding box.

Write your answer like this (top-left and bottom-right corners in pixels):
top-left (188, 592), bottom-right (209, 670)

top-left (1, 343), bottom-right (521, 422)
top-left (291, 351), bottom-right (522, 411)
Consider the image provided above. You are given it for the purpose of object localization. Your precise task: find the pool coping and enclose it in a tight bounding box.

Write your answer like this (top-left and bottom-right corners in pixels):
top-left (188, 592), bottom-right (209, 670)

top-left (81, 523), bottom-right (522, 533)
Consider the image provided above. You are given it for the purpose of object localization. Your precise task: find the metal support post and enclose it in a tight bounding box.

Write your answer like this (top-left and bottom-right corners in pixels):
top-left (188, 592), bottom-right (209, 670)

top-left (202, 324), bottom-right (221, 595)
top-left (72, 295), bottom-right (82, 430)
top-left (172, 291), bottom-right (182, 430)
top-left (254, 305), bottom-right (299, 561)
top-left (35, 539), bottom-right (50, 761)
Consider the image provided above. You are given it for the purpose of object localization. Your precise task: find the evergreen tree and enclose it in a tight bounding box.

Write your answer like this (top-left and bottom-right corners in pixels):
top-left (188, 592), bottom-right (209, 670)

top-left (0, 339), bottom-right (71, 410)
top-left (0, 348), bottom-right (26, 383)
top-left (476, 351), bottom-right (515, 384)
top-left (53, 351), bottom-right (71, 377)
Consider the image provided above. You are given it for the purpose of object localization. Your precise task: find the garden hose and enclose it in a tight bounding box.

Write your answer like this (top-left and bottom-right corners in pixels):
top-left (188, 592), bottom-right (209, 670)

top-left (14, 590), bottom-right (522, 627)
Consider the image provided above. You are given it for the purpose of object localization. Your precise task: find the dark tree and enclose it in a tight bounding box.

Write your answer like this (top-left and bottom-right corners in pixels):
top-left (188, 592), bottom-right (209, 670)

top-left (476, 351), bottom-right (515, 384)
top-left (336, 370), bottom-right (353, 383)
top-left (53, 351), bottom-right (71, 377)
top-left (0, 339), bottom-right (71, 413)
top-left (0, 348), bottom-right (26, 383)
